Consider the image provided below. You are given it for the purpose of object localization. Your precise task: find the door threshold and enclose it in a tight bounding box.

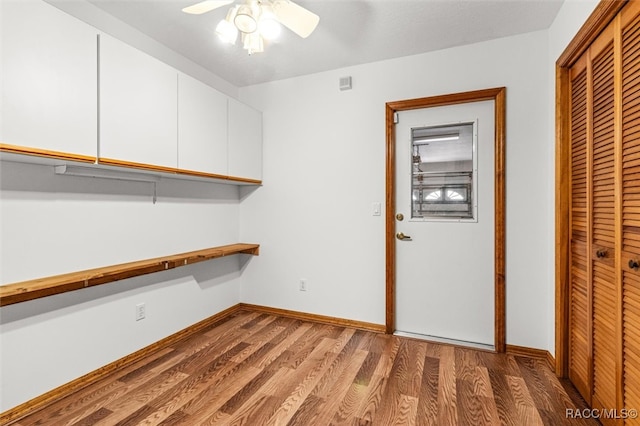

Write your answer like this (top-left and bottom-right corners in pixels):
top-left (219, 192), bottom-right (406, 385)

top-left (394, 330), bottom-right (495, 351)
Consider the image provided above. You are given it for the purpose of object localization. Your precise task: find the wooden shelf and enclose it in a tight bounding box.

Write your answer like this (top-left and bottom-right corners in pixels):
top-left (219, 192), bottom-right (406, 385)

top-left (0, 143), bottom-right (96, 163)
top-left (0, 144), bottom-right (262, 186)
top-left (0, 243), bottom-right (260, 307)
top-left (98, 158), bottom-right (262, 185)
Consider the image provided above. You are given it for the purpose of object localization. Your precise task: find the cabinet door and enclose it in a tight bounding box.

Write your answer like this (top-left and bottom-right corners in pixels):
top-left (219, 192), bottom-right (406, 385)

top-left (569, 59), bottom-right (591, 403)
top-left (178, 74), bottom-right (228, 176)
top-left (589, 32), bottom-right (617, 417)
top-left (622, 3), bottom-right (640, 418)
top-left (568, 3), bottom-right (640, 421)
top-left (1, 0), bottom-right (97, 158)
top-left (228, 99), bottom-right (262, 181)
top-left (568, 23), bottom-right (619, 416)
top-left (99, 34), bottom-right (177, 169)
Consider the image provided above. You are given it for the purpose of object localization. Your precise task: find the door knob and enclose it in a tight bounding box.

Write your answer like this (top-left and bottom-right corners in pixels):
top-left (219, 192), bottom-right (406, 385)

top-left (630, 259), bottom-right (640, 270)
top-left (396, 232), bottom-right (411, 240)
top-left (596, 249), bottom-right (608, 259)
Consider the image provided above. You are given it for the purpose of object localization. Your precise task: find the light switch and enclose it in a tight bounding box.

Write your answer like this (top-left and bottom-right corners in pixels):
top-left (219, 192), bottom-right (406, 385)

top-left (372, 202), bottom-right (381, 216)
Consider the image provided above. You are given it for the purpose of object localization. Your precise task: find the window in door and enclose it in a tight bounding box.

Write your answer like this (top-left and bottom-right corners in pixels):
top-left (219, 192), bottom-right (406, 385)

top-left (411, 122), bottom-right (477, 220)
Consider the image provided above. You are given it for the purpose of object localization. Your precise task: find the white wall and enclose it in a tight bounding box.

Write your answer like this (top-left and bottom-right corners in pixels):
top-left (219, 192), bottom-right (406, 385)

top-left (545, 0), bottom-right (599, 353)
top-left (0, 161), bottom-right (247, 410)
top-left (239, 30), bottom-right (552, 349)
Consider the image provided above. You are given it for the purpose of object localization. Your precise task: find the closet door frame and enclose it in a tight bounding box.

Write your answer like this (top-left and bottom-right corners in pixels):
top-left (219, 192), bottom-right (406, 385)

top-left (556, 0), bottom-right (627, 379)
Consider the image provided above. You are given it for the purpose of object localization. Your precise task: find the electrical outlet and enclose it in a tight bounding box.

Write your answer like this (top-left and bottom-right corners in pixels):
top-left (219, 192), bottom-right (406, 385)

top-left (135, 303), bottom-right (146, 321)
top-left (299, 279), bottom-right (307, 292)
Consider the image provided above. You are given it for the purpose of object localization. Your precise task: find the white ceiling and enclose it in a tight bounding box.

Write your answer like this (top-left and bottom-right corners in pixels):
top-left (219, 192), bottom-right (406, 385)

top-left (82, 0), bottom-right (564, 87)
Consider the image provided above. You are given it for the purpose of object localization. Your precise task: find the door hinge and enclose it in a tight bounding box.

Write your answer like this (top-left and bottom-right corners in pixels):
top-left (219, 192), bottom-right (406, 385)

top-left (393, 112), bottom-right (399, 124)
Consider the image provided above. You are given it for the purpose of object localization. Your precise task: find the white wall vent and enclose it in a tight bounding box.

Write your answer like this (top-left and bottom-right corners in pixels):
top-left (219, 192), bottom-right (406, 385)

top-left (339, 76), bottom-right (352, 91)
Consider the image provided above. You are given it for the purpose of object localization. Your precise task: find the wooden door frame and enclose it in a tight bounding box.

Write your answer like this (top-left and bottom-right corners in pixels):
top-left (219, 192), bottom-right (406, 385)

top-left (385, 87), bottom-right (507, 352)
top-left (555, 0), bottom-right (627, 377)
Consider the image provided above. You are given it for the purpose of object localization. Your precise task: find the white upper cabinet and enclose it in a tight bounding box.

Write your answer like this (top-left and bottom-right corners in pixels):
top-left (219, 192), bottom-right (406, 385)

top-left (1, 1), bottom-right (262, 184)
top-left (99, 34), bottom-right (178, 169)
top-left (178, 74), bottom-right (228, 176)
top-left (1, 0), bottom-right (97, 158)
top-left (228, 99), bottom-right (263, 181)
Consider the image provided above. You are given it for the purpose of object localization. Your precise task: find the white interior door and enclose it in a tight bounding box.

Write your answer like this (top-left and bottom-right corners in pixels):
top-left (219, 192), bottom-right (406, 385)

top-left (395, 100), bottom-right (495, 348)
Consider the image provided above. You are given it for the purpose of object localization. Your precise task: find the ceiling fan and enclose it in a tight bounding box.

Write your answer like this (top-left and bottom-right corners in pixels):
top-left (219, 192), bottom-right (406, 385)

top-left (182, 0), bottom-right (320, 54)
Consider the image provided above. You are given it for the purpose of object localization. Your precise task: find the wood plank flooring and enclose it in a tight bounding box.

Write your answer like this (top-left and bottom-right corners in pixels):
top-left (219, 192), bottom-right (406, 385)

top-left (9, 309), bottom-right (598, 425)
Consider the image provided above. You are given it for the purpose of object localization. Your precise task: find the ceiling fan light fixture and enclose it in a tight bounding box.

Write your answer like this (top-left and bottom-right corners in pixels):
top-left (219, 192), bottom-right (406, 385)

top-left (183, 0), bottom-right (319, 54)
top-left (234, 4), bottom-right (258, 33)
top-left (258, 6), bottom-right (281, 40)
top-left (215, 6), bottom-right (238, 44)
top-left (242, 31), bottom-right (264, 55)
top-left (215, 20), bottom-right (238, 44)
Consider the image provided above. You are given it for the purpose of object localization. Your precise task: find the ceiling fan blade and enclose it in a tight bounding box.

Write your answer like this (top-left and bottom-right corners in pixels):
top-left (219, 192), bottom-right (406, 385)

top-left (272, 1), bottom-right (319, 38)
top-left (182, 0), bottom-right (233, 15)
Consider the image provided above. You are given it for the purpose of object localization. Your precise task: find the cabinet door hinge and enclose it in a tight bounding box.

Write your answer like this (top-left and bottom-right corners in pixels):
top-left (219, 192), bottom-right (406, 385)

top-left (393, 112), bottom-right (399, 124)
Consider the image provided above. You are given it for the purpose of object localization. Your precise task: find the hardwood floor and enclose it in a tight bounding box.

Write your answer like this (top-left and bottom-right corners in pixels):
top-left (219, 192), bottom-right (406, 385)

top-left (10, 309), bottom-right (597, 425)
